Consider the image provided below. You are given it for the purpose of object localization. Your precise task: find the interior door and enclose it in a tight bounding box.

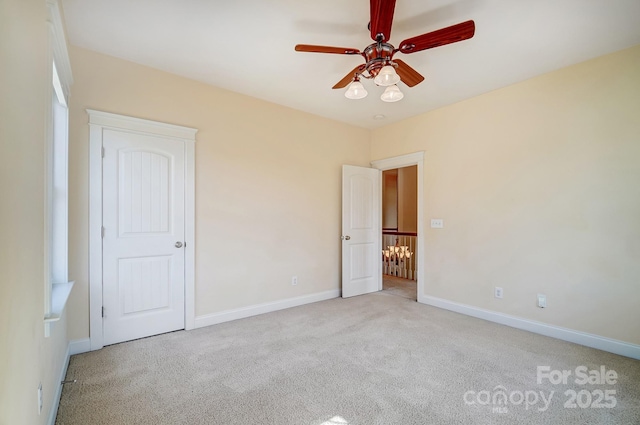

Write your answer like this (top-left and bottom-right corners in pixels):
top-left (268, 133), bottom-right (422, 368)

top-left (102, 129), bottom-right (185, 345)
top-left (342, 165), bottom-right (381, 297)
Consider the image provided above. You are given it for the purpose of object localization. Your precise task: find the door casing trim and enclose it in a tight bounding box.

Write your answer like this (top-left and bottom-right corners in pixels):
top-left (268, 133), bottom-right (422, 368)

top-left (88, 109), bottom-right (197, 350)
top-left (371, 152), bottom-right (425, 303)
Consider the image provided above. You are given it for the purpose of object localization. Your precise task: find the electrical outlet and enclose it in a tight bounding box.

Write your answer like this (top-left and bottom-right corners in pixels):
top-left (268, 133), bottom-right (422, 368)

top-left (291, 276), bottom-right (298, 286)
top-left (37, 383), bottom-right (43, 415)
top-left (430, 219), bottom-right (444, 228)
top-left (537, 294), bottom-right (547, 308)
top-left (494, 287), bottom-right (503, 299)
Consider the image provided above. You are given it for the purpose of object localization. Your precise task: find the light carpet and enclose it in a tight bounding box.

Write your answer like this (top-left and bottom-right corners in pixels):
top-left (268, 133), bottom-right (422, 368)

top-left (57, 293), bottom-right (640, 424)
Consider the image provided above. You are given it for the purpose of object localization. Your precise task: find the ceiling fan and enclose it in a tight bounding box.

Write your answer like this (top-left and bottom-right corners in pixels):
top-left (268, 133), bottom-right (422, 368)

top-left (294, 0), bottom-right (475, 102)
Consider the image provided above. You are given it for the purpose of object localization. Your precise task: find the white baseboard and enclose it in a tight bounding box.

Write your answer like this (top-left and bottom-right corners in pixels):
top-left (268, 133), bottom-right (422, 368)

top-left (423, 296), bottom-right (640, 360)
top-left (69, 338), bottom-right (91, 355)
top-left (47, 345), bottom-right (70, 425)
top-left (47, 339), bottom-right (91, 425)
top-left (194, 289), bottom-right (340, 329)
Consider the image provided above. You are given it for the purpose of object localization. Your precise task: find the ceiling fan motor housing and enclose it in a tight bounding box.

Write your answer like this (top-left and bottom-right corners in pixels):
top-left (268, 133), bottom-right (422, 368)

top-left (362, 42), bottom-right (395, 78)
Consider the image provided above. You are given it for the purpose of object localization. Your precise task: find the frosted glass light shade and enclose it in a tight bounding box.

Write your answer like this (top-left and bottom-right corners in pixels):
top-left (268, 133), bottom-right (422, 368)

top-left (380, 84), bottom-right (404, 102)
top-left (374, 65), bottom-right (400, 86)
top-left (345, 81), bottom-right (368, 99)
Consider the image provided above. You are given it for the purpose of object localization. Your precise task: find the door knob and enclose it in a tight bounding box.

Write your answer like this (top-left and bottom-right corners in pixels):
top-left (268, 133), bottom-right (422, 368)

top-left (344, 236), bottom-right (351, 240)
top-left (175, 241), bottom-right (183, 248)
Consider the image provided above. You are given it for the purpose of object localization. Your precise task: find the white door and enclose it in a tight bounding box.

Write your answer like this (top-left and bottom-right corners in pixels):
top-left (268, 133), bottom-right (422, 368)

top-left (102, 129), bottom-right (186, 345)
top-left (342, 165), bottom-right (381, 298)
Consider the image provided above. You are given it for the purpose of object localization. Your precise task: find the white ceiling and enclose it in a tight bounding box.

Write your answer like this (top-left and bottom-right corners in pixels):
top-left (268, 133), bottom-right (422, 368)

top-left (62, 0), bottom-right (640, 129)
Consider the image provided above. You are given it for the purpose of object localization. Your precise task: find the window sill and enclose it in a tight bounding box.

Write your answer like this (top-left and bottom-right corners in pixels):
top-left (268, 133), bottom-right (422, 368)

top-left (44, 281), bottom-right (74, 336)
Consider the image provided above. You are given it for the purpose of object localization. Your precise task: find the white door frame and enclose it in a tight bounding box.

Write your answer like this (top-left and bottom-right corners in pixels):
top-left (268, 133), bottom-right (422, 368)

top-left (88, 110), bottom-right (197, 350)
top-left (371, 152), bottom-right (425, 303)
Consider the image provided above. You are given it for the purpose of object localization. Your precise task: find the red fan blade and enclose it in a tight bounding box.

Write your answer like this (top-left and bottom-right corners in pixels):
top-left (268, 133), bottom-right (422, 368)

top-left (295, 44), bottom-right (361, 55)
top-left (333, 65), bottom-right (366, 89)
top-left (394, 59), bottom-right (425, 87)
top-left (370, 0), bottom-right (396, 41)
top-left (399, 20), bottom-right (475, 54)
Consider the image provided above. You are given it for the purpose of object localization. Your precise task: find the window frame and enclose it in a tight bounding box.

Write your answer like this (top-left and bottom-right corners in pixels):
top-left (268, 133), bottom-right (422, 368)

top-left (44, 0), bottom-right (74, 337)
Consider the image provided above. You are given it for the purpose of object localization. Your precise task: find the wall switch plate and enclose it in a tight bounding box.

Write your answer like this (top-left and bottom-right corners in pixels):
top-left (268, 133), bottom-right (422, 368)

top-left (291, 276), bottom-right (298, 286)
top-left (431, 219), bottom-right (444, 228)
top-left (537, 294), bottom-right (547, 308)
top-left (494, 287), bottom-right (503, 299)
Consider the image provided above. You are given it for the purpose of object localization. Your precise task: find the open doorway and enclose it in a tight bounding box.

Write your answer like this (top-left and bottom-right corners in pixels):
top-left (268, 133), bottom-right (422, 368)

top-left (381, 166), bottom-right (418, 301)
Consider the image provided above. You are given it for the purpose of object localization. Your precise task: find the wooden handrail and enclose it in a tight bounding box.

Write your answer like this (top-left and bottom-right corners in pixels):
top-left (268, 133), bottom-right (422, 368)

top-left (382, 230), bottom-right (418, 237)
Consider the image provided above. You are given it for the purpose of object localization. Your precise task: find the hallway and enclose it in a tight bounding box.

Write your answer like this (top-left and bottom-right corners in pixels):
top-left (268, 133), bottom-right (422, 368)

top-left (382, 275), bottom-right (416, 300)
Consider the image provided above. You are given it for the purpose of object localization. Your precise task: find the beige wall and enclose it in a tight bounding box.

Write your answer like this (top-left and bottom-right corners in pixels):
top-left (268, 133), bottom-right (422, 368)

top-left (397, 165), bottom-right (417, 233)
top-left (382, 167), bottom-right (417, 232)
top-left (372, 45), bottom-right (640, 345)
top-left (66, 46), bottom-right (371, 339)
top-left (382, 169), bottom-right (398, 229)
top-left (0, 0), bottom-right (70, 423)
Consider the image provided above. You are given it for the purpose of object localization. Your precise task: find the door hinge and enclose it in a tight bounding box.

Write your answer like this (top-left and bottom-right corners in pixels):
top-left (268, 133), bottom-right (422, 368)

top-left (101, 226), bottom-right (105, 238)
top-left (102, 306), bottom-right (105, 318)
top-left (101, 146), bottom-right (105, 158)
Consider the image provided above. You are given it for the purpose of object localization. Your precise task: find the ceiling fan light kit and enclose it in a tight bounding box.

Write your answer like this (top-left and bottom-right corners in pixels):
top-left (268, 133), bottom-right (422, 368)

top-left (374, 65), bottom-right (400, 87)
top-left (295, 0), bottom-right (475, 103)
top-left (345, 80), bottom-right (368, 99)
top-left (381, 84), bottom-right (404, 102)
